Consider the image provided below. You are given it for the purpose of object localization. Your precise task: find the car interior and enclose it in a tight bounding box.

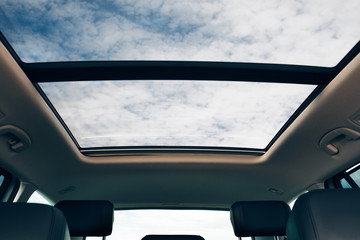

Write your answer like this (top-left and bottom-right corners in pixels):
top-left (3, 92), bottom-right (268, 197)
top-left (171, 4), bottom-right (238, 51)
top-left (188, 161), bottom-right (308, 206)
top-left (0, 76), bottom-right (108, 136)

top-left (0, 1), bottom-right (360, 240)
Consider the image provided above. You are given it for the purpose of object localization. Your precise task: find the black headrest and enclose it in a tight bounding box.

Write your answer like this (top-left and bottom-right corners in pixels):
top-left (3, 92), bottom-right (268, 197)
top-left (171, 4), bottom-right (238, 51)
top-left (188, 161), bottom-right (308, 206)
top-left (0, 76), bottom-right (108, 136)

top-left (0, 203), bottom-right (70, 240)
top-left (142, 235), bottom-right (205, 240)
top-left (230, 201), bottom-right (290, 237)
top-left (287, 189), bottom-right (360, 239)
top-left (55, 200), bottom-right (113, 237)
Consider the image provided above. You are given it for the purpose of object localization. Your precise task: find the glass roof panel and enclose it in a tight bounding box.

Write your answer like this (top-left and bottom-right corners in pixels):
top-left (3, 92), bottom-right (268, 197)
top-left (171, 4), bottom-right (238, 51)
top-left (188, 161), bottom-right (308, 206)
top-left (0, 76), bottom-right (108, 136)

top-left (0, 0), bottom-right (359, 66)
top-left (39, 80), bottom-right (316, 149)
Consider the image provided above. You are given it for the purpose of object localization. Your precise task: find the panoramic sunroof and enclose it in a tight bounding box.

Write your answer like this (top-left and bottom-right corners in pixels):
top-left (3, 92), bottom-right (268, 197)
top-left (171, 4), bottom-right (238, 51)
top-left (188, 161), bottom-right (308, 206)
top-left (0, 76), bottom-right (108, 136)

top-left (39, 80), bottom-right (316, 149)
top-left (0, 1), bottom-right (359, 66)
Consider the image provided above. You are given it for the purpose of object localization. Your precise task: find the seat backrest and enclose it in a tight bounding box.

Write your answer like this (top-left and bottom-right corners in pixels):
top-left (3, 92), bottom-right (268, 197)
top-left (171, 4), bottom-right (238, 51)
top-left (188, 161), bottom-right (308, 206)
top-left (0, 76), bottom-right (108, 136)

top-left (0, 202), bottom-right (70, 240)
top-left (286, 189), bottom-right (360, 240)
top-left (230, 201), bottom-right (290, 238)
top-left (55, 200), bottom-right (114, 238)
top-left (142, 235), bottom-right (205, 240)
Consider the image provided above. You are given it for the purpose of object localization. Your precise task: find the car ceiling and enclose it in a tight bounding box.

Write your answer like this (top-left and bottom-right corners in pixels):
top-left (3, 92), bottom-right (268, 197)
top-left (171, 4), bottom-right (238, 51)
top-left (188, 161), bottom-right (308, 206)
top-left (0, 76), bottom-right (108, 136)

top-left (1, 40), bottom-right (360, 209)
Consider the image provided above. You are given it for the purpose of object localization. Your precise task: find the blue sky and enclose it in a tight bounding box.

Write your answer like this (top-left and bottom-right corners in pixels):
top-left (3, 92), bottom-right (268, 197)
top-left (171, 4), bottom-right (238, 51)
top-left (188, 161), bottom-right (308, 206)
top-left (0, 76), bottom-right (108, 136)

top-left (0, 0), bottom-right (359, 65)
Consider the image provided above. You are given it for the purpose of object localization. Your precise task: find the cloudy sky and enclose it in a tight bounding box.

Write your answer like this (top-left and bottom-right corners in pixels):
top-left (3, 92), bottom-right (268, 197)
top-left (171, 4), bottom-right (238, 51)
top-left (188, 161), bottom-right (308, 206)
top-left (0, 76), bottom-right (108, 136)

top-left (0, 0), bottom-right (359, 66)
top-left (40, 80), bottom-right (315, 149)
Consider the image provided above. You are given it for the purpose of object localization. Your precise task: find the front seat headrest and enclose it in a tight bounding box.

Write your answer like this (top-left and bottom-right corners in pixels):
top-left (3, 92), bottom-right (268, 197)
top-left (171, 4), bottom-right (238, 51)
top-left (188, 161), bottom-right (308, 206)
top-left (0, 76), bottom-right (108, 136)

top-left (286, 189), bottom-right (360, 240)
top-left (55, 200), bottom-right (114, 237)
top-left (230, 201), bottom-right (290, 237)
top-left (0, 202), bottom-right (70, 240)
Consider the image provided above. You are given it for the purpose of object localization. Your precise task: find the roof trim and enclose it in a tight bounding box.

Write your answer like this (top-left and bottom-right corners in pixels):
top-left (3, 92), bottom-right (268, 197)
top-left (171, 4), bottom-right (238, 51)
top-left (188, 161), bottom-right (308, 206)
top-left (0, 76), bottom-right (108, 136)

top-left (23, 61), bottom-right (331, 84)
top-left (0, 32), bottom-right (358, 85)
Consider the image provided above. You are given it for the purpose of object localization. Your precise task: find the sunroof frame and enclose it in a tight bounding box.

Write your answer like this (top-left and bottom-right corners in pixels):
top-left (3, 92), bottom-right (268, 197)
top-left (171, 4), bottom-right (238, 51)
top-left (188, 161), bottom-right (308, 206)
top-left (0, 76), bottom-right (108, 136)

top-left (1, 32), bottom-right (359, 154)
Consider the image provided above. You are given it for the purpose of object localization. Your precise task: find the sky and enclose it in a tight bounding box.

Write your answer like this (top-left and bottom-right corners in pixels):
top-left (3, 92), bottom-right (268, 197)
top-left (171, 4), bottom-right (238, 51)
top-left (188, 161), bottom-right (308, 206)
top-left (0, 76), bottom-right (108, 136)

top-left (39, 80), bottom-right (315, 149)
top-left (0, 0), bottom-right (359, 65)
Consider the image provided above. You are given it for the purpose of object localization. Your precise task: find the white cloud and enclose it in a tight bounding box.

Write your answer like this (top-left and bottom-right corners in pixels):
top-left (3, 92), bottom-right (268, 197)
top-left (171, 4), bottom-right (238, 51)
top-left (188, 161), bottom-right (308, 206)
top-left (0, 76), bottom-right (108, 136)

top-left (0, 0), bottom-right (359, 65)
top-left (39, 80), bottom-right (315, 148)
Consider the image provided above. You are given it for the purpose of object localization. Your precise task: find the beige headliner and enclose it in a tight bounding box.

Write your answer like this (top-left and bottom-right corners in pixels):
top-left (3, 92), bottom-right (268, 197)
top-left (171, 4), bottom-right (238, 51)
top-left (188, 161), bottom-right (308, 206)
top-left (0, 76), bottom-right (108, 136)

top-left (1, 42), bottom-right (360, 209)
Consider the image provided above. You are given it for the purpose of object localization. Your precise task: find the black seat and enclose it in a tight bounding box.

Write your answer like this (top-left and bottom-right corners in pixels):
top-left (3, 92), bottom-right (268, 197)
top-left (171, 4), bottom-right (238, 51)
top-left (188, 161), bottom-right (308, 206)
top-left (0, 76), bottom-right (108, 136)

top-left (230, 201), bottom-right (290, 238)
top-left (55, 200), bottom-right (114, 239)
top-left (286, 189), bottom-right (360, 240)
top-left (0, 202), bottom-right (70, 240)
top-left (142, 235), bottom-right (205, 240)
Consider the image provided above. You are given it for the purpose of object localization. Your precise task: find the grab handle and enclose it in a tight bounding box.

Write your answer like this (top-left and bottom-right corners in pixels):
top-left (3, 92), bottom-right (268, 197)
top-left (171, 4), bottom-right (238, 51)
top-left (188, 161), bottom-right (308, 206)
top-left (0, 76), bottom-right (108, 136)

top-left (0, 125), bottom-right (31, 152)
top-left (319, 128), bottom-right (360, 155)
